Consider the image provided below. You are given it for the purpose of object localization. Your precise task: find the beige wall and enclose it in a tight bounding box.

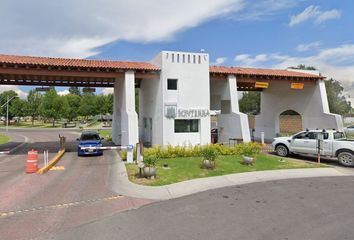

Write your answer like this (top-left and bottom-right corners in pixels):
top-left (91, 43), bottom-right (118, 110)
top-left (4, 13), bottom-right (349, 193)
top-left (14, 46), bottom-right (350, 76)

top-left (248, 115), bottom-right (302, 134)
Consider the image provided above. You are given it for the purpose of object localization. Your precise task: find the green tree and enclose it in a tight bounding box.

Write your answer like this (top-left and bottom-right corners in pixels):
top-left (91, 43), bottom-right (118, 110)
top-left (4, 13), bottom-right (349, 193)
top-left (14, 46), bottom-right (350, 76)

top-left (39, 89), bottom-right (63, 126)
top-left (325, 78), bottom-right (352, 115)
top-left (69, 87), bottom-right (81, 96)
top-left (239, 91), bottom-right (261, 114)
top-left (79, 93), bottom-right (98, 120)
top-left (27, 90), bottom-right (42, 125)
top-left (289, 64), bottom-right (317, 70)
top-left (63, 94), bottom-right (81, 122)
top-left (0, 90), bottom-right (18, 124)
top-left (10, 99), bottom-right (29, 125)
top-left (104, 94), bottom-right (114, 114)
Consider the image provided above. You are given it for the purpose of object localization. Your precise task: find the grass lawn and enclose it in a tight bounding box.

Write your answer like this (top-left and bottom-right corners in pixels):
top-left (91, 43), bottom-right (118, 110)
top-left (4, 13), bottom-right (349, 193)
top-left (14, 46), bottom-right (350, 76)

top-left (0, 133), bottom-right (10, 145)
top-left (98, 129), bottom-right (112, 141)
top-left (126, 154), bottom-right (327, 186)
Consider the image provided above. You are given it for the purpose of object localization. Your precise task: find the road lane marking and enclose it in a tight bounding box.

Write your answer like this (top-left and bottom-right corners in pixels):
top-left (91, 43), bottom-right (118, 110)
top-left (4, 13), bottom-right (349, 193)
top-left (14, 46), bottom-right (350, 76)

top-left (0, 195), bottom-right (124, 218)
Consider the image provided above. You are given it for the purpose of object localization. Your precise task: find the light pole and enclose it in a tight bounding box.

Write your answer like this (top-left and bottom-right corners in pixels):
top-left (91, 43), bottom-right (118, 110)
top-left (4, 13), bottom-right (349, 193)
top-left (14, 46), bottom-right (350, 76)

top-left (1, 96), bottom-right (17, 132)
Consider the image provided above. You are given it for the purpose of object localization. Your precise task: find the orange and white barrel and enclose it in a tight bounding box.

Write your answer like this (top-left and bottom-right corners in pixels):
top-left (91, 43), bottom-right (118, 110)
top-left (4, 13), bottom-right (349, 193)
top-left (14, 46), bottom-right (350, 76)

top-left (26, 150), bottom-right (38, 173)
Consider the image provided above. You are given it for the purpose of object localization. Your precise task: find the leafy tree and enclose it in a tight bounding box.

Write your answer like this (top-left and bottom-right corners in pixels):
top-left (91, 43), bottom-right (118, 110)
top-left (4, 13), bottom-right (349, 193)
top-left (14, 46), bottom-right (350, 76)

top-left (39, 89), bottom-right (63, 126)
top-left (10, 99), bottom-right (29, 125)
top-left (104, 94), bottom-right (114, 114)
top-left (79, 93), bottom-right (98, 120)
top-left (69, 87), bottom-right (81, 96)
top-left (27, 90), bottom-right (42, 125)
top-left (325, 78), bottom-right (352, 115)
top-left (289, 64), bottom-right (317, 70)
top-left (63, 94), bottom-right (81, 122)
top-left (239, 91), bottom-right (260, 114)
top-left (0, 90), bottom-right (18, 124)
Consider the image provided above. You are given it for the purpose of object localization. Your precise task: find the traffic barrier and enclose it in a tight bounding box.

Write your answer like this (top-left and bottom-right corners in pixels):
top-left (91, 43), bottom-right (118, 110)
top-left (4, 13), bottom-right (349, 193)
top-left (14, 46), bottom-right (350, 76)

top-left (37, 149), bottom-right (65, 174)
top-left (26, 150), bottom-right (38, 173)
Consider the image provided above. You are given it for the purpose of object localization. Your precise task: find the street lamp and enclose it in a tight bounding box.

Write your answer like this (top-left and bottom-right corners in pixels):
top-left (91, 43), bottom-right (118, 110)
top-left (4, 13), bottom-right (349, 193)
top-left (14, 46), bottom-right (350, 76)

top-left (1, 96), bottom-right (18, 132)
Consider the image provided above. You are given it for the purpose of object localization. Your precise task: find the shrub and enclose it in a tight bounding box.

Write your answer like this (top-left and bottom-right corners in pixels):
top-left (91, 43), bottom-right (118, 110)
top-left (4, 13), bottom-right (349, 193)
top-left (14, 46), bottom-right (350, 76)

top-left (143, 155), bottom-right (158, 167)
top-left (200, 146), bottom-right (219, 161)
top-left (235, 142), bottom-right (261, 157)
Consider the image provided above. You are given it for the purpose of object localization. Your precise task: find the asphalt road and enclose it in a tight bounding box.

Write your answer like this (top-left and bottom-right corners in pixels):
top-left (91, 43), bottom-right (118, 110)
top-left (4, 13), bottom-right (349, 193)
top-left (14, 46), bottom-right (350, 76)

top-left (49, 176), bottom-right (354, 240)
top-left (0, 129), bottom-right (152, 240)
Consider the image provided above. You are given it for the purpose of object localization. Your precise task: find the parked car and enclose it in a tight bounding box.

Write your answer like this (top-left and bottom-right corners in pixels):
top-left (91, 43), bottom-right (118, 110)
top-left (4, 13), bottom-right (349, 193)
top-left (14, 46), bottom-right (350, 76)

top-left (77, 130), bottom-right (104, 156)
top-left (343, 125), bottom-right (354, 137)
top-left (272, 129), bottom-right (354, 167)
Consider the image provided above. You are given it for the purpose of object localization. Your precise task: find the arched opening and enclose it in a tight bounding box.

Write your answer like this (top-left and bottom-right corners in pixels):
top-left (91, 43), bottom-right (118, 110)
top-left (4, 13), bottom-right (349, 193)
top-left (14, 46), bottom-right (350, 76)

top-left (278, 110), bottom-right (302, 135)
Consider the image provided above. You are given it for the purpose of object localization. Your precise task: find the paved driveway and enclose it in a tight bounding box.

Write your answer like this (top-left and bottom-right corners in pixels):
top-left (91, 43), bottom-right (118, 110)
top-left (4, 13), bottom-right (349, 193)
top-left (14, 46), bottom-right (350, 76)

top-left (0, 129), bottom-right (152, 240)
top-left (50, 176), bottom-right (354, 240)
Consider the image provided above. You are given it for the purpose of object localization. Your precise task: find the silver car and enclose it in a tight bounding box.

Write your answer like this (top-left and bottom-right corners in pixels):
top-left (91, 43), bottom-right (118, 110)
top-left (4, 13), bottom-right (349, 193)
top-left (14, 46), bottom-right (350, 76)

top-left (343, 125), bottom-right (354, 138)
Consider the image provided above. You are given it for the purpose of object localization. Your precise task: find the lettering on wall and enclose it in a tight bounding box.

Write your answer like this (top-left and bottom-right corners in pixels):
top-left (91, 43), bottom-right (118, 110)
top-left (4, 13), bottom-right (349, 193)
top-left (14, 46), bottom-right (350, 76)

top-left (164, 104), bottom-right (210, 119)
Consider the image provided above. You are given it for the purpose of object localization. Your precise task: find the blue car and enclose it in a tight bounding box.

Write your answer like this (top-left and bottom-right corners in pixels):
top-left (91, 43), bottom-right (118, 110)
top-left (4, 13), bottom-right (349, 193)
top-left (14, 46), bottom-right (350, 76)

top-left (77, 130), bottom-right (104, 156)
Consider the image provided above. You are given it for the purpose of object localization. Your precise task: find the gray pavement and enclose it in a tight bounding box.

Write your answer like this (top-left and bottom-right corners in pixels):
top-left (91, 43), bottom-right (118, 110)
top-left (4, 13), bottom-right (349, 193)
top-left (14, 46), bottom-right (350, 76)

top-left (108, 150), bottom-right (353, 200)
top-left (50, 176), bottom-right (354, 240)
top-left (0, 129), bottom-right (152, 240)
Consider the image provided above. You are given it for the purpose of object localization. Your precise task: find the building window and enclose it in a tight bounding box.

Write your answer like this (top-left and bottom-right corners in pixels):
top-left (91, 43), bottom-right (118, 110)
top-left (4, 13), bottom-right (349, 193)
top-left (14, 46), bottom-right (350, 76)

top-left (167, 79), bottom-right (178, 90)
top-left (175, 119), bottom-right (199, 133)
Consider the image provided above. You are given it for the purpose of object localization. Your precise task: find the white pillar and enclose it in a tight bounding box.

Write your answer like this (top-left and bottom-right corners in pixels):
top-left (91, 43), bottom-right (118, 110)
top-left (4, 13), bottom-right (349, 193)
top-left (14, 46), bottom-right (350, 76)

top-left (112, 71), bottom-right (139, 146)
top-left (217, 75), bottom-right (251, 143)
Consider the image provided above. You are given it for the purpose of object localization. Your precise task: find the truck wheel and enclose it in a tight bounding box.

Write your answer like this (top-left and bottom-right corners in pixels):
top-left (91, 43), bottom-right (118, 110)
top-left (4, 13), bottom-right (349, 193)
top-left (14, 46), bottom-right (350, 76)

top-left (338, 152), bottom-right (354, 167)
top-left (275, 144), bottom-right (289, 157)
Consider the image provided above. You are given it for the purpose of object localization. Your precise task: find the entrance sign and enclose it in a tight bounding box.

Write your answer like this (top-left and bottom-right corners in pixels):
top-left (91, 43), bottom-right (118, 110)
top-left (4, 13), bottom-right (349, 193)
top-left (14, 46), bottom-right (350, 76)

top-left (291, 83), bottom-right (304, 89)
top-left (164, 104), bottom-right (210, 119)
top-left (255, 82), bottom-right (269, 89)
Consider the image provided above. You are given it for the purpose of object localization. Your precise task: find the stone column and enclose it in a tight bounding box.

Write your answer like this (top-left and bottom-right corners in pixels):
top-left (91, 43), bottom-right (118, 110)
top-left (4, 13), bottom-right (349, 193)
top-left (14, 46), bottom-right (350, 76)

top-left (112, 71), bottom-right (139, 146)
top-left (217, 75), bottom-right (251, 143)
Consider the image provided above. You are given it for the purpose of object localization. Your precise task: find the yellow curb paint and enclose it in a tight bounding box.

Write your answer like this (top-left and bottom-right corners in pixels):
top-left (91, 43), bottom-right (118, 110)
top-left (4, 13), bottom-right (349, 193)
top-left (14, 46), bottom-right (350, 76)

top-left (37, 149), bottom-right (65, 174)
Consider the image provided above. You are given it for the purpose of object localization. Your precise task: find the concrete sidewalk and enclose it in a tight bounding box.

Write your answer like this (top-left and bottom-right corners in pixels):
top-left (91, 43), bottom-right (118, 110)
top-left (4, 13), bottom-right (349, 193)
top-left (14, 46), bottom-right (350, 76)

top-left (107, 150), bottom-right (352, 201)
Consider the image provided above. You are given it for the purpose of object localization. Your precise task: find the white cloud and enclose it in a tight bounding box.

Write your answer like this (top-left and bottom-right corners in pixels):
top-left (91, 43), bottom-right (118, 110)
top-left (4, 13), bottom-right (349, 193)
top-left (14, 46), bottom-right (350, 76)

top-left (234, 54), bottom-right (268, 66)
top-left (315, 9), bottom-right (341, 24)
top-left (296, 41), bottom-right (322, 52)
top-left (0, 0), bottom-right (244, 58)
top-left (57, 90), bottom-right (70, 96)
top-left (0, 86), bottom-right (28, 99)
top-left (289, 5), bottom-right (341, 27)
top-left (102, 88), bottom-right (114, 95)
top-left (212, 57), bottom-right (227, 65)
top-left (234, 44), bottom-right (354, 105)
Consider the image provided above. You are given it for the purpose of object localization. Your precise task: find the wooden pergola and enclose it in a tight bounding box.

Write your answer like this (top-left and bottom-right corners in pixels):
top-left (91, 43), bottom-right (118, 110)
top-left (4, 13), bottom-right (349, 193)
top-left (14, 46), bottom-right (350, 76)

top-left (0, 54), bottom-right (324, 90)
top-left (0, 54), bottom-right (160, 88)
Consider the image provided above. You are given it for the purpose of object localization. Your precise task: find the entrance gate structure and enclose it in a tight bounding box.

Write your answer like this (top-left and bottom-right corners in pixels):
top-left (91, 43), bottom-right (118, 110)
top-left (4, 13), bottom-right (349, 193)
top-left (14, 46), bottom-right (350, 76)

top-left (0, 52), bottom-right (343, 146)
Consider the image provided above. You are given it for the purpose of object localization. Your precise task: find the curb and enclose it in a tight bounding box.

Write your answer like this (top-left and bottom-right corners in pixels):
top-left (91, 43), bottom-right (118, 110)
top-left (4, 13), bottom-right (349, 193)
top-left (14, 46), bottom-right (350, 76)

top-left (108, 150), bottom-right (352, 201)
top-left (37, 149), bottom-right (65, 174)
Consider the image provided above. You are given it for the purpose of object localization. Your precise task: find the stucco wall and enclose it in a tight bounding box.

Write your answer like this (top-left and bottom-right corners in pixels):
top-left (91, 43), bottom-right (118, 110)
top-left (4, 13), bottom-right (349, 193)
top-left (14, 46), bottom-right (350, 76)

top-left (255, 80), bottom-right (343, 141)
top-left (156, 51), bottom-right (211, 146)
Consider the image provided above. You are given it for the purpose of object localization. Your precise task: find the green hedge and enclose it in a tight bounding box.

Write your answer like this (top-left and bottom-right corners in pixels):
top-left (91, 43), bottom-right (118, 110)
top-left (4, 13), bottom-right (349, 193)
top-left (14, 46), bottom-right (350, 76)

top-left (120, 142), bottom-right (261, 160)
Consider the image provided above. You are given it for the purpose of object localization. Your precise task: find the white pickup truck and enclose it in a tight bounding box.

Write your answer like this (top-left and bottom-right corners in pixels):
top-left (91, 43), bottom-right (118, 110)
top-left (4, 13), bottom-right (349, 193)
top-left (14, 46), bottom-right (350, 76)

top-left (272, 129), bottom-right (354, 167)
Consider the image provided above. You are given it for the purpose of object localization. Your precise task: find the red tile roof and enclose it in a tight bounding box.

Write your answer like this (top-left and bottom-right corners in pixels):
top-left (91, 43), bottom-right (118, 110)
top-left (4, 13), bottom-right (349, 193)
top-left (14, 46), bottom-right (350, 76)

top-left (0, 54), bottom-right (160, 71)
top-left (210, 66), bottom-right (323, 79)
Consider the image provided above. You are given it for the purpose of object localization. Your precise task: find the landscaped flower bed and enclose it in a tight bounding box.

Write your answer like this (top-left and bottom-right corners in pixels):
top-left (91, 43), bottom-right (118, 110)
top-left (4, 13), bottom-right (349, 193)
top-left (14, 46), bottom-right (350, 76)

top-left (126, 153), bottom-right (327, 186)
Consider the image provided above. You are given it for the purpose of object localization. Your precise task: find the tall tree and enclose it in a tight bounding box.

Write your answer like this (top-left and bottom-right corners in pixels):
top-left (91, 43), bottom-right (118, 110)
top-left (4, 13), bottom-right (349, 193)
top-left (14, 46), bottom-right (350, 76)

top-left (27, 90), bottom-right (42, 125)
top-left (289, 64), bottom-right (317, 70)
top-left (63, 94), bottom-right (81, 122)
top-left (39, 89), bottom-right (63, 126)
top-left (69, 87), bottom-right (81, 96)
top-left (0, 90), bottom-right (18, 124)
top-left (79, 93), bottom-right (98, 120)
top-left (10, 99), bottom-right (29, 125)
top-left (239, 91), bottom-right (261, 115)
top-left (325, 78), bottom-right (352, 115)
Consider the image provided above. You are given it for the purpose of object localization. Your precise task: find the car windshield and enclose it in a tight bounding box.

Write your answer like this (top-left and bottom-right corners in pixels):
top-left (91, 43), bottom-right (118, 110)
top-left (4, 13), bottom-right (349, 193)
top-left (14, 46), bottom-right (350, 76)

top-left (81, 133), bottom-right (100, 141)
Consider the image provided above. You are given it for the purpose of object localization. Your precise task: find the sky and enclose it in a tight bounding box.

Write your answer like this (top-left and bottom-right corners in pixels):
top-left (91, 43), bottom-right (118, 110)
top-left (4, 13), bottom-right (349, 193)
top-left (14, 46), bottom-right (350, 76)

top-left (0, 0), bottom-right (353, 103)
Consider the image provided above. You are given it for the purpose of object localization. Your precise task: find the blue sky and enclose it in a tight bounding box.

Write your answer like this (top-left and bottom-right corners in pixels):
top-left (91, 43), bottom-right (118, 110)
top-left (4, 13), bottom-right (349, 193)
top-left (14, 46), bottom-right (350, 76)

top-left (0, 0), bottom-right (353, 102)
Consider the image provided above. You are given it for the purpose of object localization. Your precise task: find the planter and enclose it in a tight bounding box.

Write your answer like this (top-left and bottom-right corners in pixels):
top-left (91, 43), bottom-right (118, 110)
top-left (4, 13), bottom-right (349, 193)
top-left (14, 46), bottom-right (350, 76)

top-left (243, 156), bottom-right (255, 165)
top-left (202, 159), bottom-right (215, 169)
top-left (143, 166), bottom-right (156, 178)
